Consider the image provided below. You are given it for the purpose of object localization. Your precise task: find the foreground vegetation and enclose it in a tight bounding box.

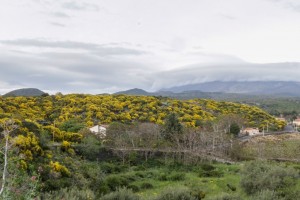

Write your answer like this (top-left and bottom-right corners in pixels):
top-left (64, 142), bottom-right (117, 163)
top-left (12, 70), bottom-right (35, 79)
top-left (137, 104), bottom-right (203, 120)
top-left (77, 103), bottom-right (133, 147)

top-left (0, 94), bottom-right (296, 199)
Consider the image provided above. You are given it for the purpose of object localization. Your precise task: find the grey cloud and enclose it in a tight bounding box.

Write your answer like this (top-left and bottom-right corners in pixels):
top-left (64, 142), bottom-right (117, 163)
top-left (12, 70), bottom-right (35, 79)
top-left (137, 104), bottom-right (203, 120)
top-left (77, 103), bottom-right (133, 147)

top-left (151, 62), bottom-right (300, 90)
top-left (62, 1), bottom-right (99, 11)
top-left (0, 48), bottom-right (153, 94)
top-left (1, 48), bottom-right (300, 94)
top-left (50, 11), bottom-right (70, 18)
top-left (49, 22), bottom-right (66, 27)
top-left (286, 2), bottom-right (300, 12)
top-left (0, 39), bottom-right (147, 56)
top-left (268, 0), bottom-right (300, 12)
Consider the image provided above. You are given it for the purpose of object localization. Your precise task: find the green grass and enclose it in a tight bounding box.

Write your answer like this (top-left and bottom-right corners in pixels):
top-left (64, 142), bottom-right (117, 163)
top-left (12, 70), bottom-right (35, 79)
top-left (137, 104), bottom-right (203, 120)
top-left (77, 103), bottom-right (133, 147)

top-left (98, 160), bottom-right (300, 200)
top-left (104, 162), bottom-right (246, 199)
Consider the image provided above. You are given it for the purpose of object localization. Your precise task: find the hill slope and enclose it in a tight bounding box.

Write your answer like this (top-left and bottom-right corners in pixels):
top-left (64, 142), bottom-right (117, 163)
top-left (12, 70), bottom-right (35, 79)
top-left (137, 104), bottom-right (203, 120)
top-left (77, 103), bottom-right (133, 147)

top-left (0, 94), bottom-right (285, 130)
top-left (3, 88), bottom-right (45, 97)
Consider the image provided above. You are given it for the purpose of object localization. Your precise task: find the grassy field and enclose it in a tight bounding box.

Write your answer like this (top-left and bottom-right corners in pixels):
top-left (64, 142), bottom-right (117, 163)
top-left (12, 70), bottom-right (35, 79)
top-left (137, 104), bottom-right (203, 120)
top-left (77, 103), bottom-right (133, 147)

top-left (98, 159), bottom-right (300, 199)
top-left (134, 163), bottom-right (243, 199)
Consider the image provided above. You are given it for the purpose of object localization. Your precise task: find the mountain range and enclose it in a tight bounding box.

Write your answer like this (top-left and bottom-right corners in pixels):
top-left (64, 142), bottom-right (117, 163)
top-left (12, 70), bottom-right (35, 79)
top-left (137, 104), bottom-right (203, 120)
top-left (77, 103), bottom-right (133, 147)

top-left (115, 81), bottom-right (300, 98)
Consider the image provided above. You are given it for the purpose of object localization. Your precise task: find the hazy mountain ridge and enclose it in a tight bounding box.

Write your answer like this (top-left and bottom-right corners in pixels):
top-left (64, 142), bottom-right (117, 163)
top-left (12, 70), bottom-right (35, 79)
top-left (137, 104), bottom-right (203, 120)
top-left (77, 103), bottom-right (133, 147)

top-left (160, 81), bottom-right (300, 97)
top-left (114, 81), bottom-right (300, 99)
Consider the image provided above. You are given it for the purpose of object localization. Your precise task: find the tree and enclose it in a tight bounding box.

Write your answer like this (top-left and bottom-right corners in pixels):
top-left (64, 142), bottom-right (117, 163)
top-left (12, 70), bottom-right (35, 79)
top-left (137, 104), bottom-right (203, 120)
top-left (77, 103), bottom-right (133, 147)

top-left (0, 119), bottom-right (18, 196)
top-left (229, 123), bottom-right (240, 136)
top-left (161, 113), bottom-right (183, 141)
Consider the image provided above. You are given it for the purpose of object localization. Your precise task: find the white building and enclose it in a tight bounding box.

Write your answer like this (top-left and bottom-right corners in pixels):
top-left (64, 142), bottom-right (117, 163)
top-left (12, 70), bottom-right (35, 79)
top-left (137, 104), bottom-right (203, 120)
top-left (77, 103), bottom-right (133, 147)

top-left (241, 128), bottom-right (260, 136)
top-left (89, 125), bottom-right (107, 138)
top-left (292, 118), bottom-right (300, 127)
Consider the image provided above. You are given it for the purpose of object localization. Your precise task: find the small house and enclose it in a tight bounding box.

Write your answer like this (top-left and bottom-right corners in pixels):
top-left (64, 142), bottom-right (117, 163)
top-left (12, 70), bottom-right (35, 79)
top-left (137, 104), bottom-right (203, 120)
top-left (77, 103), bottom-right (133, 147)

top-left (292, 118), bottom-right (300, 127)
top-left (240, 128), bottom-right (260, 136)
top-left (89, 125), bottom-right (107, 138)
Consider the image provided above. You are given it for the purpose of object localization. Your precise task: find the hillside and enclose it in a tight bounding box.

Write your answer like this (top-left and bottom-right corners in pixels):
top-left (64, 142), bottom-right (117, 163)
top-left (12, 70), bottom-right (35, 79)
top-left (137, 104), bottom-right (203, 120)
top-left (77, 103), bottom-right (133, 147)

top-left (0, 94), bottom-right (285, 130)
top-left (114, 88), bottom-right (300, 117)
top-left (3, 88), bottom-right (45, 97)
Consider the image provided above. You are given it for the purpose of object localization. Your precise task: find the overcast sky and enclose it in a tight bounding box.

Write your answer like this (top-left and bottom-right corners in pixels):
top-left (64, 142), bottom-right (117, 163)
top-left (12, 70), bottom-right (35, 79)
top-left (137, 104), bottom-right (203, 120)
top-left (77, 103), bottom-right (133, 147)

top-left (0, 0), bottom-right (300, 94)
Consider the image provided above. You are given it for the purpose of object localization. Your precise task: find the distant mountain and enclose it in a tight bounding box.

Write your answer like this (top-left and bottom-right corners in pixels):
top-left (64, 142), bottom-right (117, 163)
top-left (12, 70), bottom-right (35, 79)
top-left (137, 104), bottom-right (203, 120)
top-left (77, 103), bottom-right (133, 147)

top-left (114, 87), bottom-right (257, 100)
top-left (114, 88), bottom-right (151, 96)
top-left (3, 88), bottom-right (46, 97)
top-left (160, 81), bottom-right (300, 97)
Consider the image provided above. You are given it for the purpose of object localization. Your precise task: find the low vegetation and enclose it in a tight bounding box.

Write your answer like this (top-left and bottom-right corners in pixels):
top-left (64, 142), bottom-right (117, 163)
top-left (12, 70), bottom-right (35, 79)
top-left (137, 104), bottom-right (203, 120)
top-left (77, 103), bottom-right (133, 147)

top-left (0, 94), bottom-right (297, 199)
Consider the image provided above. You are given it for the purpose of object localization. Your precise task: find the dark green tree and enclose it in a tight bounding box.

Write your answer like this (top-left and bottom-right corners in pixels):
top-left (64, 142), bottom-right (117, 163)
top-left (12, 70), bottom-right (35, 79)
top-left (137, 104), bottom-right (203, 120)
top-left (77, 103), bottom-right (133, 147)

top-left (229, 123), bottom-right (240, 136)
top-left (59, 119), bottom-right (85, 133)
top-left (161, 113), bottom-right (183, 140)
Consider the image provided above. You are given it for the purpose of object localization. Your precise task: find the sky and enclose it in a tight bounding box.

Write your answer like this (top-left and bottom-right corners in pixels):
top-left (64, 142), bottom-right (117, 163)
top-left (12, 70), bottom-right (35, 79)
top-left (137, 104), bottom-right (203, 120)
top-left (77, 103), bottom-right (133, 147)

top-left (0, 0), bottom-right (300, 94)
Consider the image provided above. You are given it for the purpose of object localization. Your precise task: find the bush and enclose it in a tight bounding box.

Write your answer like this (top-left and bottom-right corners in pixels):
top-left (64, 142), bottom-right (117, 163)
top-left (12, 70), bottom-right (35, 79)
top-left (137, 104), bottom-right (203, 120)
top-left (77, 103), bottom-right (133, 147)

top-left (39, 187), bottom-right (95, 200)
top-left (43, 178), bottom-right (72, 191)
top-left (100, 188), bottom-right (140, 200)
top-left (128, 184), bottom-right (140, 192)
top-left (240, 161), bottom-right (298, 195)
top-left (226, 183), bottom-right (236, 192)
top-left (76, 135), bottom-right (101, 160)
top-left (190, 189), bottom-right (206, 200)
top-left (207, 193), bottom-right (242, 200)
top-left (156, 171), bottom-right (185, 181)
top-left (199, 170), bottom-right (223, 178)
top-left (251, 190), bottom-right (279, 200)
top-left (105, 175), bottom-right (129, 191)
top-left (197, 163), bottom-right (223, 178)
top-left (100, 162), bottom-right (117, 173)
top-left (157, 173), bottom-right (168, 181)
top-left (135, 171), bottom-right (146, 178)
top-left (200, 164), bottom-right (215, 171)
top-left (122, 174), bottom-right (138, 182)
top-left (59, 119), bottom-right (85, 133)
top-left (154, 187), bottom-right (196, 200)
top-left (168, 172), bottom-right (186, 181)
top-left (140, 182), bottom-right (154, 189)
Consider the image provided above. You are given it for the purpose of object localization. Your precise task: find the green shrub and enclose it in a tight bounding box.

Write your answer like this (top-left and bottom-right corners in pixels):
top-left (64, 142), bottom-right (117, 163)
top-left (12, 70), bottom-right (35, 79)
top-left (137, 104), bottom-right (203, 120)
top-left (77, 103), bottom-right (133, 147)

top-left (100, 162), bottom-right (120, 174)
top-left (197, 163), bottom-right (223, 178)
top-left (122, 174), bottom-right (138, 182)
top-left (128, 184), bottom-right (140, 192)
top-left (100, 188), bottom-right (140, 200)
top-left (169, 172), bottom-right (186, 181)
top-left (207, 193), bottom-right (242, 200)
top-left (135, 171), bottom-right (146, 178)
top-left (153, 187), bottom-right (196, 200)
top-left (157, 173), bottom-right (168, 181)
top-left (199, 170), bottom-right (223, 178)
top-left (156, 171), bottom-right (185, 181)
top-left (190, 189), bottom-right (206, 200)
top-left (240, 161), bottom-right (298, 195)
top-left (76, 135), bottom-right (101, 160)
top-left (133, 165), bottom-right (146, 171)
top-left (140, 182), bottom-right (154, 189)
top-left (200, 164), bottom-right (215, 171)
top-left (44, 178), bottom-right (72, 191)
top-left (251, 190), bottom-right (279, 200)
top-left (39, 187), bottom-right (95, 200)
top-left (226, 183), bottom-right (236, 192)
top-left (105, 175), bottom-right (129, 191)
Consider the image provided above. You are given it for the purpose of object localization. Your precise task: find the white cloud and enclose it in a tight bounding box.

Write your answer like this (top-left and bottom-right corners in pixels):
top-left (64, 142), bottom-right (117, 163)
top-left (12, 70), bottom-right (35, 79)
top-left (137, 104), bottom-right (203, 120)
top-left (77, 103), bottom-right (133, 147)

top-left (0, 0), bottom-right (299, 93)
